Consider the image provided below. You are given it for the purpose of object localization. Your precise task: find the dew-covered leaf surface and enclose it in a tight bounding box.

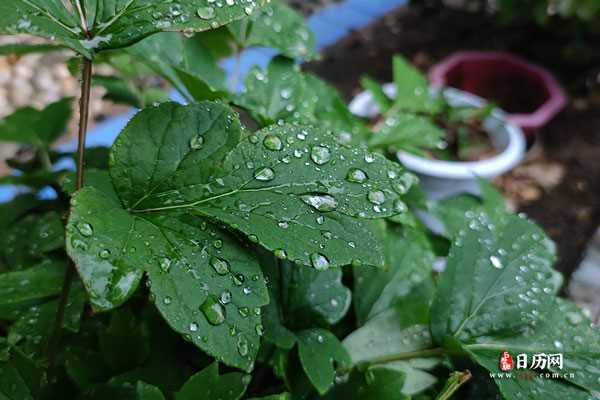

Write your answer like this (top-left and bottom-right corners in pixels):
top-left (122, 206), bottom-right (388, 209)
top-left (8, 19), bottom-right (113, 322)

top-left (228, 0), bottom-right (316, 60)
top-left (0, 0), bottom-right (269, 56)
top-left (67, 101), bottom-right (404, 371)
top-left (430, 213), bottom-right (557, 345)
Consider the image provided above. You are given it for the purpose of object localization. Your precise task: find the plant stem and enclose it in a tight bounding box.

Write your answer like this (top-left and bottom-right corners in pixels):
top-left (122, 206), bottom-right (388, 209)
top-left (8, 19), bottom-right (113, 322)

top-left (367, 347), bottom-right (445, 365)
top-left (435, 370), bottom-right (472, 400)
top-left (46, 57), bottom-right (93, 375)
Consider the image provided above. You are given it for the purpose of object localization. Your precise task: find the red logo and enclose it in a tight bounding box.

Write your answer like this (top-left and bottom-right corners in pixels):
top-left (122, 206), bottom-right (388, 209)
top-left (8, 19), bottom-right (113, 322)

top-left (499, 351), bottom-right (514, 371)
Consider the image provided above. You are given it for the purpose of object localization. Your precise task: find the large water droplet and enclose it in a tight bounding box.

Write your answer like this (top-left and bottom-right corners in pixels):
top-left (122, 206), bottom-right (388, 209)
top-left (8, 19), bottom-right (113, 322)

top-left (159, 257), bottom-right (172, 273)
top-left (237, 336), bottom-right (249, 356)
top-left (200, 296), bottom-right (226, 325)
top-left (280, 87), bottom-right (292, 100)
top-left (197, 7), bottom-right (215, 19)
top-left (254, 167), bottom-right (275, 181)
top-left (263, 134), bottom-right (282, 151)
top-left (190, 135), bottom-right (204, 150)
top-left (346, 168), bottom-right (368, 183)
top-left (310, 146), bottom-right (331, 165)
top-left (274, 249), bottom-right (287, 260)
top-left (490, 255), bottom-right (503, 269)
top-left (210, 256), bottom-right (230, 275)
top-left (310, 253), bottom-right (330, 271)
top-left (220, 290), bottom-right (232, 305)
top-left (301, 194), bottom-right (337, 212)
top-left (76, 222), bottom-right (93, 237)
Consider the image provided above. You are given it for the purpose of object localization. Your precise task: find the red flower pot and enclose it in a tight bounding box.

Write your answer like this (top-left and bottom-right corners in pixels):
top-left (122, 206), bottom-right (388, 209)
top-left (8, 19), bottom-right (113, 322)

top-left (429, 51), bottom-right (567, 137)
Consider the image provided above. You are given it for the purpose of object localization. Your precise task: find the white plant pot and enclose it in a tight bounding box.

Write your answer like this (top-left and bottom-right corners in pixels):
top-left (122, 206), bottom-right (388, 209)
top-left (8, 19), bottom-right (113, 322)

top-left (349, 84), bottom-right (526, 200)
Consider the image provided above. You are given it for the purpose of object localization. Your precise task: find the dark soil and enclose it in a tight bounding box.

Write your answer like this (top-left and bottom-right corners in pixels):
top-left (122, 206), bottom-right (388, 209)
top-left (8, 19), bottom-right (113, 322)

top-left (304, 5), bottom-right (600, 281)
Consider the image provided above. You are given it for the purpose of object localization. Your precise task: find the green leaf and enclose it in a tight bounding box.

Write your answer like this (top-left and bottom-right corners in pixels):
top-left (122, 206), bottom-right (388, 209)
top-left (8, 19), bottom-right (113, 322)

top-left (431, 178), bottom-right (508, 238)
top-left (237, 59), bottom-right (369, 145)
top-left (0, 42), bottom-right (63, 56)
top-left (258, 254), bottom-right (297, 350)
top-left (7, 283), bottom-right (86, 360)
top-left (0, 211), bottom-right (65, 271)
top-left (465, 298), bottom-right (600, 396)
top-left (61, 169), bottom-right (119, 202)
top-left (128, 32), bottom-right (227, 101)
top-left (0, 343), bottom-right (45, 400)
top-left (353, 225), bottom-right (434, 324)
top-left (369, 113), bottom-right (445, 155)
top-left (343, 309), bottom-right (437, 367)
top-left (93, 75), bottom-right (143, 107)
top-left (391, 55), bottom-right (441, 114)
top-left (361, 76), bottom-right (392, 113)
top-left (468, 349), bottom-right (592, 400)
top-left (0, 260), bottom-right (66, 307)
top-left (110, 102), bottom-right (241, 209)
top-left (110, 102), bottom-right (410, 269)
top-left (281, 261), bottom-right (351, 329)
top-left (66, 188), bottom-right (268, 371)
top-left (430, 213), bottom-right (557, 345)
top-left (297, 328), bottom-right (351, 394)
top-left (0, 98), bottom-right (73, 146)
top-left (0, 0), bottom-right (88, 56)
top-left (175, 362), bottom-right (249, 400)
top-left (235, 58), bottom-right (316, 126)
top-left (67, 101), bottom-right (406, 369)
top-left (229, 0), bottom-right (316, 60)
top-left (0, 0), bottom-right (270, 56)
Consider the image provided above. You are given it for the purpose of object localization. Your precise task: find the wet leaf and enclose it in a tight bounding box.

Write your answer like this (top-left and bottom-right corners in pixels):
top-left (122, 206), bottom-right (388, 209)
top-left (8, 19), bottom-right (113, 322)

top-left (430, 213), bottom-right (557, 345)
top-left (235, 57), bottom-right (316, 126)
top-left (0, 98), bottom-right (73, 146)
top-left (297, 328), bottom-right (351, 394)
top-left (175, 362), bottom-right (249, 400)
top-left (0, 260), bottom-right (66, 307)
top-left (67, 188), bottom-right (268, 371)
top-left (229, 0), bottom-right (316, 60)
top-left (110, 102), bottom-right (409, 269)
top-left (7, 282), bottom-right (86, 360)
top-left (0, 211), bottom-right (65, 271)
top-left (465, 298), bottom-right (600, 396)
top-left (361, 76), bottom-right (392, 113)
top-left (0, 343), bottom-right (45, 400)
top-left (280, 261), bottom-right (351, 329)
top-left (431, 178), bottom-right (508, 238)
top-left (369, 113), bottom-right (444, 156)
